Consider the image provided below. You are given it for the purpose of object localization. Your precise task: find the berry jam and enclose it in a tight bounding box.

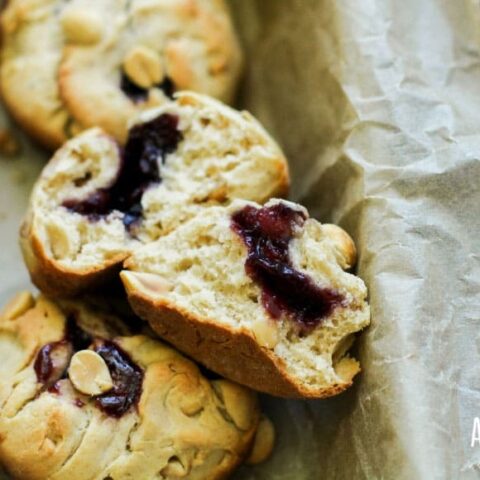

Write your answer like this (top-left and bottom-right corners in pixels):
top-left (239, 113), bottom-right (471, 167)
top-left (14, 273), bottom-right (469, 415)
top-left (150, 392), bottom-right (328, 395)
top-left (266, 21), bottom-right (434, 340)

top-left (33, 340), bottom-right (71, 386)
top-left (231, 203), bottom-right (345, 329)
top-left (93, 340), bottom-right (144, 418)
top-left (63, 113), bottom-right (183, 229)
top-left (120, 73), bottom-right (175, 102)
top-left (34, 315), bottom-right (91, 386)
top-left (34, 316), bottom-right (144, 417)
top-left (120, 74), bottom-right (149, 102)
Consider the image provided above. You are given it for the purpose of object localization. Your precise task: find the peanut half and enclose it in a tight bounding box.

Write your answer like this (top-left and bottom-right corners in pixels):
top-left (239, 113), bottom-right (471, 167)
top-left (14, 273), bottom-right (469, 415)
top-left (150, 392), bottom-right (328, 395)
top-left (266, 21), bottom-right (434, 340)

top-left (246, 416), bottom-right (275, 465)
top-left (250, 318), bottom-right (279, 349)
top-left (61, 9), bottom-right (103, 45)
top-left (322, 224), bottom-right (357, 269)
top-left (213, 380), bottom-right (256, 431)
top-left (121, 271), bottom-right (173, 297)
top-left (2, 291), bottom-right (34, 321)
top-left (123, 46), bottom-right (164, 89)
top-left (68, 350), bottom-right (113, 396)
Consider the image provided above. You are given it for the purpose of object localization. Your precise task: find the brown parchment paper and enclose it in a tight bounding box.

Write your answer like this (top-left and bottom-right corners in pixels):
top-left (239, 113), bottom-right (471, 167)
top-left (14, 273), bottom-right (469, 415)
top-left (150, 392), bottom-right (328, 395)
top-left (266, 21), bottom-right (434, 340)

top-left (1, 0), bottom-right (480, 479)
top-left (228, 0), bottom-right (480, 479)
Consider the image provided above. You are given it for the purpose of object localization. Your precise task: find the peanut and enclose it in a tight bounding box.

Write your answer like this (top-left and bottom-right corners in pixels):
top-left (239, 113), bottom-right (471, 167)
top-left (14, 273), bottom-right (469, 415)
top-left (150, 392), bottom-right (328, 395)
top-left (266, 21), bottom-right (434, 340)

top-left (250, 318), bottom-right (279, 349)
top-left (123, 46), bottom-right (164, 89)
top-left (322, 224), bottom-right (357, 269)
top-left (213, 380), bottom-right (255, 430)
top-left (61, 9), bottom-right (103, 45)
top-left (121, 271), bottom-right (172, 297)
top-left (246, 416), bottom-right (275, 465)
top-left (68, 350), bottom-right (113, 396)
top-left (2, 291), bottom-right (34, 321)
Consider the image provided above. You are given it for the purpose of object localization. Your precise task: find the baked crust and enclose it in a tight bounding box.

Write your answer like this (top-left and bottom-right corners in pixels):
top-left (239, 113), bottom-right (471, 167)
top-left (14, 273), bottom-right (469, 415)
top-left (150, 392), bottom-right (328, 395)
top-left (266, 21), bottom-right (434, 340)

top-left (124, 282), bottom-right (356, 398)
top-left (0, 292), bottom-right (261, 479)
top-left (20, 214), bottom-right (127, 297)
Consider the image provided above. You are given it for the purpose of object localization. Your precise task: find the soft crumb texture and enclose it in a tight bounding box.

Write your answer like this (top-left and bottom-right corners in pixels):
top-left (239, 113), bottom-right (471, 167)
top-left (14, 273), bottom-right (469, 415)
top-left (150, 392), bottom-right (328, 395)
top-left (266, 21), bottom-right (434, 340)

top-left (122, 199), bottom-right (371, 398)
top-left (0, 292), bottom-right (260, 480)
top-left (138, 93), bottom-right (289, 240)
top-left (0, 0), bottom-right (243, 148)
top-left (25, 128), bottom-right (137, 266)
top-left (21, 92), bottom-right (289, 296)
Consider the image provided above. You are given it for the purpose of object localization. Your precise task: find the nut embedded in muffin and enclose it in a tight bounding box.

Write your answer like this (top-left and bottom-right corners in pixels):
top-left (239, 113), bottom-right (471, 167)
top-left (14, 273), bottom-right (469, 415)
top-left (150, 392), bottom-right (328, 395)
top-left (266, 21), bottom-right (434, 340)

top-left (68, 349), bottom-right (114, 396)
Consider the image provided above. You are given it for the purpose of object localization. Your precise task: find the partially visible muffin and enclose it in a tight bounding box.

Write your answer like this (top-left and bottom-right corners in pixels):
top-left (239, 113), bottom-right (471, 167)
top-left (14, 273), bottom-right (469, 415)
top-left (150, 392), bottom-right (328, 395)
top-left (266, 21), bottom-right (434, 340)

top-left (0, 291), bottom-right (266, 480)
top-left (0, 0), bottom-right (243, 148)
top-left (0, 0), bottom-right (75, 149)
top-left (122, 199), bottom-right (371, 398)
top-left (59, 0), bottom-right (244, 143)
top-left (20, 92), bottom-right (289, 296)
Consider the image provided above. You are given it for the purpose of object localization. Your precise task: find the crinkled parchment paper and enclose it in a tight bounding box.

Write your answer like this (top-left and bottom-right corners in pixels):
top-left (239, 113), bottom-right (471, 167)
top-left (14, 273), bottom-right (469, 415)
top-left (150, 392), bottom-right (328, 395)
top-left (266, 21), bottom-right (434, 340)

top-left (1, 0), bottom-right (480, 478)
top-left (228, 1), bottom-right (480, 479)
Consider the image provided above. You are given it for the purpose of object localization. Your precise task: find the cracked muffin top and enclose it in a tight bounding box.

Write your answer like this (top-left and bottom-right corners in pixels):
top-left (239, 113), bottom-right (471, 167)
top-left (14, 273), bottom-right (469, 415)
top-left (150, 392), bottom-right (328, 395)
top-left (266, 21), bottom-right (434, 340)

top-left (0, 291), bottom-right (267, 480)
top-left (0, 0), bottom-right (243, 148)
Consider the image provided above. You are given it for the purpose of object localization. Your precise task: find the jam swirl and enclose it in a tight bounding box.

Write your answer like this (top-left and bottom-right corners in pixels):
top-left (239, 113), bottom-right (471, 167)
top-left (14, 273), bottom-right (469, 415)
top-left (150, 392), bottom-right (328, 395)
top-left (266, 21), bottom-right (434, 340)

top-left (231, 203), bottom-right (345, 329)
top-left (34, 316), bottom-right (143, 417)
top-left (63, 113), bottom-right (183, 229)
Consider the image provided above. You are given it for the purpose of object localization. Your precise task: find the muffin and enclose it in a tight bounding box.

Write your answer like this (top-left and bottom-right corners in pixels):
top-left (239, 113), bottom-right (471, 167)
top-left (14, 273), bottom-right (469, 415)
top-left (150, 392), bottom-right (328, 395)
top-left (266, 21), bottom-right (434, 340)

top-left (20, 92), bottom-right (289, 296)
top-left (0, 0), bottom-right (243, 148)
top-left (0, 291), bottom-right (271, 479)
top-left (122, 199), bottom-right (371, 398)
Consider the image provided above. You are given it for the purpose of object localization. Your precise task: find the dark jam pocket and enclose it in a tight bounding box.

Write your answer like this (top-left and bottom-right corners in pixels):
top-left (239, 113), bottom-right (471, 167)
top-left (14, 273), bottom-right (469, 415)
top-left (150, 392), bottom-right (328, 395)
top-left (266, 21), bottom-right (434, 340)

top-left (231, 203), bottom-right (345, 330)
top-left (34, 314), bottom-right (92, 387)
top-left (34, 340), bottom-right (72, 386)
top-left (120, 73), bottom-right (149, 102)
top-left (120, 72), bottom-right (175, 102)
top-left (34, 316), bottom-right (144, 418)
top-left (63, 113), bottom-right (183, 230)
top-left (93, 340), bottom-right (143, 418)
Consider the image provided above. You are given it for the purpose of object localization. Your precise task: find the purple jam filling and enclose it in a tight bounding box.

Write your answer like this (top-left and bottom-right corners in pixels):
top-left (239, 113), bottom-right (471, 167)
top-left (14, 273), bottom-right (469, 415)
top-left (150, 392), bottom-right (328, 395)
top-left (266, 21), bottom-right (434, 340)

top-left (93, 340), bottom-right (143, 418)
top-left (34, 315), bottom-right (89, 386)
top-left (63, 113), bottom-right (183, 229)
top-left (120, 73), bottom-right (175, 102)
top-left (34, 316), bottom-right (143, 418)
top-left (33, 340), bottom-right (70, 386)
top-left (231, 203), bottom-right (345, 329)
top-left (120, 73), bottom-right (149, 102)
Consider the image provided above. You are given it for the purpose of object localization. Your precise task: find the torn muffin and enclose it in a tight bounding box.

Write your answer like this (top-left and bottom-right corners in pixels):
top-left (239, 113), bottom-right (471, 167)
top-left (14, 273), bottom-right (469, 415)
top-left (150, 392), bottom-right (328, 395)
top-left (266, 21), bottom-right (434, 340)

top-left (122, 199), bottom-right (371, 398)
top-left (20, 92), bottom-right (289, 296)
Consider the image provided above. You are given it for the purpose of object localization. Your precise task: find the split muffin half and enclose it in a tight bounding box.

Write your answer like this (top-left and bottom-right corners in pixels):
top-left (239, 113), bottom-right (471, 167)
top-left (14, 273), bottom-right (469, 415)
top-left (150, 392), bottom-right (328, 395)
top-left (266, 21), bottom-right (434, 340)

top-left (122, 199), bottom-right (370, 398)
top-left (21, 92), bottom-right (289, 296)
